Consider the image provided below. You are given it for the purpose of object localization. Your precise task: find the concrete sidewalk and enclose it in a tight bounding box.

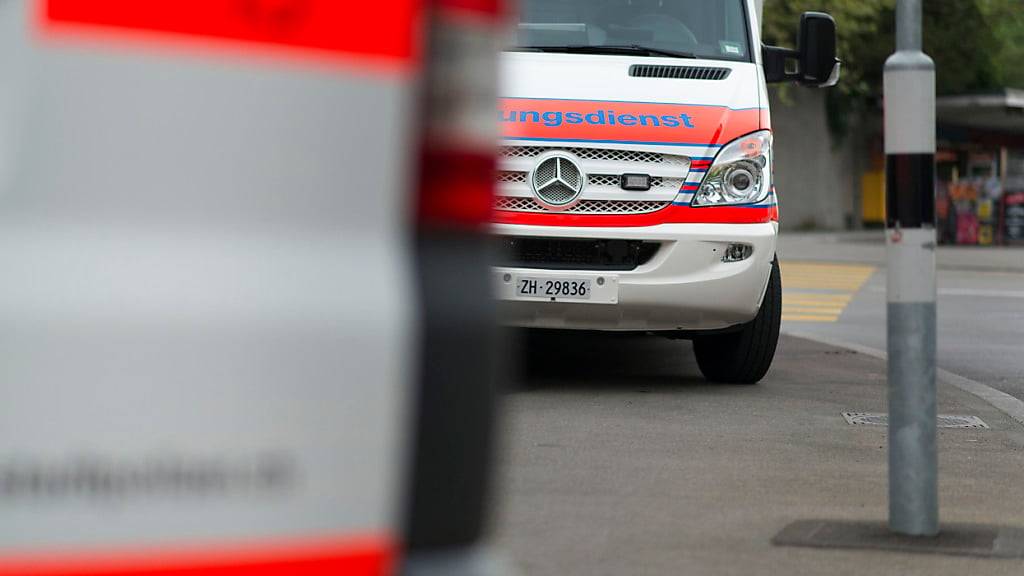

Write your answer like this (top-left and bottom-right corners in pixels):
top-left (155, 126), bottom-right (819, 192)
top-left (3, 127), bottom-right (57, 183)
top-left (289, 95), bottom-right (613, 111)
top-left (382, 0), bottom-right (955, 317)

top-left (492, 333), bottom-right (1024, 575)
top-left (778, 231), bottom-right (1024, 273)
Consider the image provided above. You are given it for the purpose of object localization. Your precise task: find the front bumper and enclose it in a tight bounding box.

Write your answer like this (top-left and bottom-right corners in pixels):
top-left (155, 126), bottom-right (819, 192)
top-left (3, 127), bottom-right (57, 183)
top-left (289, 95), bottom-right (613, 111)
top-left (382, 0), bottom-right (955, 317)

top-left (493, 222), bottom-right (777, 332)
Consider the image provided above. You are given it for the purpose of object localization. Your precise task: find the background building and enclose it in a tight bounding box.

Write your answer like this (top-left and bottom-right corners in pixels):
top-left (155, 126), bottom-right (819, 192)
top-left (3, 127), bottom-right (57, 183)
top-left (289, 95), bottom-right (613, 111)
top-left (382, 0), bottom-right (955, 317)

top-left (762, 0), bottom-right (1024, 244)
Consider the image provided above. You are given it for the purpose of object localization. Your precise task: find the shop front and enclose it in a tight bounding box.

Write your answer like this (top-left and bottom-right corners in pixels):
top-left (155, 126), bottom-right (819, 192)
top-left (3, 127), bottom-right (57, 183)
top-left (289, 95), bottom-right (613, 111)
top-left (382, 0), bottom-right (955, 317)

top-left (935, 89), bottom-right (1024, 245)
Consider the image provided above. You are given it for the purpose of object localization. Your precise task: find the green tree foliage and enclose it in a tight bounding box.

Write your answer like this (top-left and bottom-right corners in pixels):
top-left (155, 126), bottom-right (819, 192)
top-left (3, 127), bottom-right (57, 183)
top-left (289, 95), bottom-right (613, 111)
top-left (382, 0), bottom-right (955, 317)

top-left (763, 1), bottom-right (889, 104)
top-left (983, 0), bottom-right (1024, 90)
top-left (762, 0), bottom-right (1024, 138)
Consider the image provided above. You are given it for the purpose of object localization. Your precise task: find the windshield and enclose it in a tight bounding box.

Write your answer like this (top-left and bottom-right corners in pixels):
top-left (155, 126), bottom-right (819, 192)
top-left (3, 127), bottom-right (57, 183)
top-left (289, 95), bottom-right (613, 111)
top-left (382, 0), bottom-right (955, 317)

top-left (511, 0), bottom-right (752, 62)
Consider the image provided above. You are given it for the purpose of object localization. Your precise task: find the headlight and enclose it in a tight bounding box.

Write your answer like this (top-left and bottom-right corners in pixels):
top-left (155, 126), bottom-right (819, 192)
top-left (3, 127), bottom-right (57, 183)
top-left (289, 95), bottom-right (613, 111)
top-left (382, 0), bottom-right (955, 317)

top-left (691, 130), bottom-right (772, 207)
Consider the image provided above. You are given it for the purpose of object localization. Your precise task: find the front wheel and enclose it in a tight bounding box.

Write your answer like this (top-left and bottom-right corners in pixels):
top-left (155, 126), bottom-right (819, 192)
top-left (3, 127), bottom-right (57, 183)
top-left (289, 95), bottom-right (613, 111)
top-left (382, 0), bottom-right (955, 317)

top-left (693, 258), bottom-right (781, 384)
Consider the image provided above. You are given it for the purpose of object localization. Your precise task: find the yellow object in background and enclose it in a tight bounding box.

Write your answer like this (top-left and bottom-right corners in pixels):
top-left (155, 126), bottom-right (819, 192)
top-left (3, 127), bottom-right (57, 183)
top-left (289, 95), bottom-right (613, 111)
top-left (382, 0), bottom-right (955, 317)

top-left (862, 170), bottom-right (886, 224)
top-left (979, 225), bottom-right (994, 245)
top-left (978, 199), bottom-right (994, 221)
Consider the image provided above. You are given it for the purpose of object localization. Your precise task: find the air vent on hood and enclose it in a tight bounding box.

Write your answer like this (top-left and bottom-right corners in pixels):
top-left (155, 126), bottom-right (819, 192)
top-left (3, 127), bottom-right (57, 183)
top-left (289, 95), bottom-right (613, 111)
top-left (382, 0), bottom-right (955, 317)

top-left (629, 65), bottom-right (731, 81)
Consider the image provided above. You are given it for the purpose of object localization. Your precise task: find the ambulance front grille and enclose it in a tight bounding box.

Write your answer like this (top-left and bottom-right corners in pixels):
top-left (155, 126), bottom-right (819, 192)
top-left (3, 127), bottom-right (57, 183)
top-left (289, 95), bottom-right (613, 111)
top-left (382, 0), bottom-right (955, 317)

top-left (587, 174), bottom-right (680, 188)
top-left (495, 196), bottom-right (671, 215)
top-left (499, 171), bottom-right (528, 183)
top-left (500, 146), bottom-right (688, 166)
top-left (587, 174), bottom-right (621, 187)
top-left (500, 171), bottom-right (679, 190)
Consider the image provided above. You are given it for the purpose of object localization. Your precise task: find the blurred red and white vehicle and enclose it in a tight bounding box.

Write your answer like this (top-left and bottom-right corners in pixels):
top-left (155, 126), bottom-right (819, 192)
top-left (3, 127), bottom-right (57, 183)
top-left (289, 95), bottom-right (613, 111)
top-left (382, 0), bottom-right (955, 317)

top-left (0, 1), bottom-right (503, 575)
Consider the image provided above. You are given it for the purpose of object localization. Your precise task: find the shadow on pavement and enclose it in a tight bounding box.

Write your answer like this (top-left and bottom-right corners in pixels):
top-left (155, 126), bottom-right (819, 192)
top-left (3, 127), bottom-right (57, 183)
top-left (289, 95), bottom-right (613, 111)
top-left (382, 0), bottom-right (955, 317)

top-left (512, 329), bottom-right (712, 389)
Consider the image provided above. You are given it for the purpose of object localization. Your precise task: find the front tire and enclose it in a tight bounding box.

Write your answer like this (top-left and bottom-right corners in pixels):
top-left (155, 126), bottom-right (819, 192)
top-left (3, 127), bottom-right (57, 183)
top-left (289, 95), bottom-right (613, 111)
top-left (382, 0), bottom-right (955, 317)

top-left (693, 258), bottom-right (781, 384)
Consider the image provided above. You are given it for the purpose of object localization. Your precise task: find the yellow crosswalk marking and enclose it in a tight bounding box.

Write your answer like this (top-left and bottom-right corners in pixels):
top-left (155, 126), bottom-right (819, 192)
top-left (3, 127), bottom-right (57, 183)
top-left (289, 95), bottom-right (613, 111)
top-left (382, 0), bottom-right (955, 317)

top-left (786, 303), bottom-right (843, 311)
top-left (780, 262), bottom-right (876, 292)
top-left (782, 311), bottom-right (839, 319)
top-left (783, 293), bottom-right (852, 299)
top-left (780, 261), bottom-right (876, 324)
top-left (784, 296), bottom-right (852, 304)
top-left (784, 303), bottom-right (850, 310)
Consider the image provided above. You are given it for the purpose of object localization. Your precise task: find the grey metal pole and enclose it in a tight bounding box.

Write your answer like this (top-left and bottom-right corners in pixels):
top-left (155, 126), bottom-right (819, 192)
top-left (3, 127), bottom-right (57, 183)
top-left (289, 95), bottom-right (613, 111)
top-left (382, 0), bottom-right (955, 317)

top-left (884, 0), bottom-right (938, 536)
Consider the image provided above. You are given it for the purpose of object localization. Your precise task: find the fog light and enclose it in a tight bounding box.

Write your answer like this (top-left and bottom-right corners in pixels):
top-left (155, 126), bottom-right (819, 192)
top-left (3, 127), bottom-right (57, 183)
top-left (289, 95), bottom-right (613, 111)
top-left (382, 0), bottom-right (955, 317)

top-left (620, 173), bottom-right (651, 191)
top-left (722, 243), bottom-right (753, 262)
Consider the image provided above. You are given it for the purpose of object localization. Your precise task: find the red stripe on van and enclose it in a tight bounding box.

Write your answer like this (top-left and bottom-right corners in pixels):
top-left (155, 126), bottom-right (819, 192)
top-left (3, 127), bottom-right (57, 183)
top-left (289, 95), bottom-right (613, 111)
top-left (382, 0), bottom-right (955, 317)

top-left (0, 535), bottom-right (394, 576)
top-left (501, 99), bottom-right (763, 147)
top-left (39, 0), bottom-right (422, 71)
top-left (493, 205), bottom-right (777, 227)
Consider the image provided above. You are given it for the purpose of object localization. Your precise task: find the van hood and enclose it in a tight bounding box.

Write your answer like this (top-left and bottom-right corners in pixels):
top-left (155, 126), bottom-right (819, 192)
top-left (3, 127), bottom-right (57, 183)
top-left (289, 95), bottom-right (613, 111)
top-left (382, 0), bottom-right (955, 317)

top-left (499, 52), bottom-right (766, 151)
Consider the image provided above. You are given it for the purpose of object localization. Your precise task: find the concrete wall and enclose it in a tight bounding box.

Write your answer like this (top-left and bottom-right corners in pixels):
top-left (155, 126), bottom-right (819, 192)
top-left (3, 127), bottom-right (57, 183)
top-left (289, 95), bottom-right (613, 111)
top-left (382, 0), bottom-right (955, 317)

top-left (769, 87), bottom-right (864, 230)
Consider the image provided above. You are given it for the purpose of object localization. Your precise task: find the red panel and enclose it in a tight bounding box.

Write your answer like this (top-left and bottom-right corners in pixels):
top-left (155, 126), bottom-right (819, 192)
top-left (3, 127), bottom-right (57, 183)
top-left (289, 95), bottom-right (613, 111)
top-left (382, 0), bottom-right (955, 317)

top-left (501, 98), bottom-right (763, 147)
top-left (0, 535), bottom-right (395, 576)
top-left (435, 0), bottom-right (505, 15)
top-left (419, 147), bottom-right (496, 229)
top-left (40, 0), bottom-right (422, 70)
top-left (493, 205), bottom-right (777, 227)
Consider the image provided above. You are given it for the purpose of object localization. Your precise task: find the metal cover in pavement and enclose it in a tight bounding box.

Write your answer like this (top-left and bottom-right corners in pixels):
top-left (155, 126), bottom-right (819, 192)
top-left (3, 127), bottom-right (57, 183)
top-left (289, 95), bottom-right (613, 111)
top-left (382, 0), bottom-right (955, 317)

top-left (842, 412), bottom-right (990, 429)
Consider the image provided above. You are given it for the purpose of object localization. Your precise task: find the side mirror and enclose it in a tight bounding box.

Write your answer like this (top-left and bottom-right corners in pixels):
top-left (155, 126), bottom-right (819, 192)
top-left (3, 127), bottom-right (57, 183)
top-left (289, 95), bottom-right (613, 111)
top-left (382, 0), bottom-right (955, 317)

top-left (763, 12), bottom-right (840, 87)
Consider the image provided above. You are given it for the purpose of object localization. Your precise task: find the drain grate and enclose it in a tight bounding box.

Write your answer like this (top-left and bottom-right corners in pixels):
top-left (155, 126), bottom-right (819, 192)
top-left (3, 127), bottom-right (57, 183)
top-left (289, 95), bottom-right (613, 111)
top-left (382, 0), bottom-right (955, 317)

top-left (842, 412), bottom-right (989, 429)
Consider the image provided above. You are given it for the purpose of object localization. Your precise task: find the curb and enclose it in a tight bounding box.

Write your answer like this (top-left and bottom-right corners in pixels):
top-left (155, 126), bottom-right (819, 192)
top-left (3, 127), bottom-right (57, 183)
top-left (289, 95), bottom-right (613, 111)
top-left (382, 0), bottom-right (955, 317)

top-left (778, 256), bottom-right (1024, 275)
top-left (781, 329), bottom-right (1024, 428)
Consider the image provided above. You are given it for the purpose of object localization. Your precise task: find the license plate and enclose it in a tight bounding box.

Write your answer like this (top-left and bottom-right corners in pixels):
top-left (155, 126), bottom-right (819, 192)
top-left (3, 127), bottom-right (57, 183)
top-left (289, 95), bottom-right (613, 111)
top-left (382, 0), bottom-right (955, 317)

top-left (494, 271), bottom-right (618, 304)
top-left (515, 276), bottom-right (592, 300)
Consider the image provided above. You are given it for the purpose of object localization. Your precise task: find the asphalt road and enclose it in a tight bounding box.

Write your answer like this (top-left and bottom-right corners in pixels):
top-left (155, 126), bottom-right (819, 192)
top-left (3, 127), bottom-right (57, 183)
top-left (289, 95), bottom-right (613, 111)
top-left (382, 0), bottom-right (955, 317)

top-left (491, 235), bottom-right (1024, 574)
top-left (494, 331), bottom-right (1024, 576)
top-left (783, 266), bottom-right (1024, 401)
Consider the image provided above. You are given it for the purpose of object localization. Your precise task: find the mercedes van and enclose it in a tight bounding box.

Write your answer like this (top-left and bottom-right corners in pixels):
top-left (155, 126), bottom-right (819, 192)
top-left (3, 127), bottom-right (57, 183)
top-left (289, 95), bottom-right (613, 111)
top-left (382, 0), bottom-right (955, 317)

top-left (493, 1), bottom-right (839, 383)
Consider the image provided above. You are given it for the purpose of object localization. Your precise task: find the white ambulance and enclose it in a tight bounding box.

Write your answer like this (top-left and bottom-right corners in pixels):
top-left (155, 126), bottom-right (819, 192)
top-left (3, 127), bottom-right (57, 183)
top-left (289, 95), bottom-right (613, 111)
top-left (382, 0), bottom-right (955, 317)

top-left (493, 0), bottom-right (839, 383)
